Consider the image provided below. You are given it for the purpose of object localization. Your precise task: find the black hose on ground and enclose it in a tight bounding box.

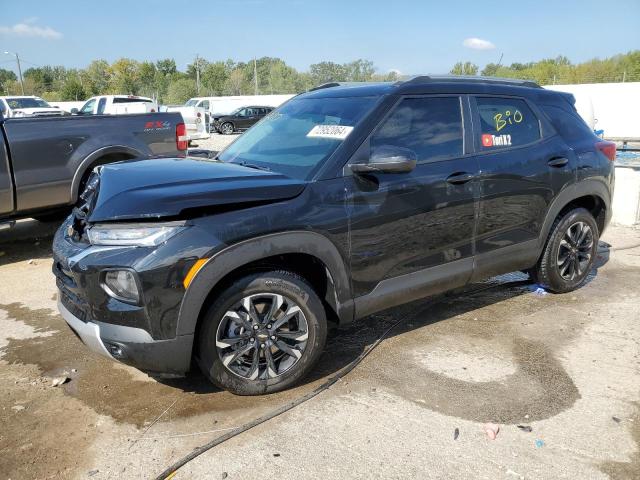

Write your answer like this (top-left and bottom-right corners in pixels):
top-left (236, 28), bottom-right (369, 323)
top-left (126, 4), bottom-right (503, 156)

top-left (153, 281), bottom-right (511, 480)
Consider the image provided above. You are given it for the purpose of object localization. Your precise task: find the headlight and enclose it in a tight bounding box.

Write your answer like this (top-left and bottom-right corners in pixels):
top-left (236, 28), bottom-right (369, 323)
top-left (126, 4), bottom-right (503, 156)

top-left (103, 269), bottom-right (140, 303)
top-left (87, 223), bottom-right (186, 246)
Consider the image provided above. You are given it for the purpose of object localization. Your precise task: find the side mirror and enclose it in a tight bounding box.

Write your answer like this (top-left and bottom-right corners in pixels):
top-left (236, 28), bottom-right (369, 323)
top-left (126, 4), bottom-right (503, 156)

top-left (350, 145), bottom-right (417, 174)
top-left (70, 108), bottom-right (79, 114)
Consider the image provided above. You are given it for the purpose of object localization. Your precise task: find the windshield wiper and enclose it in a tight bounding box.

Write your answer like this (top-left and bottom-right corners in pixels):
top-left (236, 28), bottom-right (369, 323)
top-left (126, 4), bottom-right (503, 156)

top-left (236, 161), bottom-right (271, 171)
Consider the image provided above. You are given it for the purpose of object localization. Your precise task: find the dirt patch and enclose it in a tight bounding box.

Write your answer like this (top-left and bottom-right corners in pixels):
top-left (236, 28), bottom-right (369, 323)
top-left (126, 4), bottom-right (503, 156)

top-left (0, 302), bottom-right (329, 428)
top-left (600, 402), bottom-right (640, 480)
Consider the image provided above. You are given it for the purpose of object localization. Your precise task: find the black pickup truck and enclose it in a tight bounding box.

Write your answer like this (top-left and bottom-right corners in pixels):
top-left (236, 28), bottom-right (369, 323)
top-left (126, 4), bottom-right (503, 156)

top-left (0, 111), bottom-right (186, 226)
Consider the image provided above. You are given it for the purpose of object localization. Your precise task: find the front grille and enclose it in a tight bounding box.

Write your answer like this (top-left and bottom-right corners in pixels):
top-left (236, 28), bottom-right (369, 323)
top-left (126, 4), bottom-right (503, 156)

top-left (58, 284), bottom-right (89, 322)
top-left (53, 259), bottom-right (90, 323)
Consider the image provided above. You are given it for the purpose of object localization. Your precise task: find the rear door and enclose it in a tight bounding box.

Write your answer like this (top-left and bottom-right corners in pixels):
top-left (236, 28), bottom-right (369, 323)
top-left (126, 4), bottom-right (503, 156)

top-left (346, 95), bottom-right (479, 313)
top-left (469, 95), bottom-right (575, 279)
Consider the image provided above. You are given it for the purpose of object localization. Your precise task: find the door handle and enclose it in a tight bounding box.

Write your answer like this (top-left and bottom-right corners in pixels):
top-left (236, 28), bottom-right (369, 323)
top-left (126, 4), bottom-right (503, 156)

top-left (548, 157), bottom-right (569, 168)
top-left (446, 172), bottom-right (475, 185)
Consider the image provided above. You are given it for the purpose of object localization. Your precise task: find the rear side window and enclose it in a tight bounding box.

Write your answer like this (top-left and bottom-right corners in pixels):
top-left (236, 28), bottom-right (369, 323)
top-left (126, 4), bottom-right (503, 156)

top-left (476, 97), bottom-right (540, 149)
top-left (542, 104), bottom-right (594, 143)
top-left (97, 97), bottom-right (107, 114)
top-left (371, 96), bottom-right (463, 163)
top-left (113, 97), bottom-right (152, 104)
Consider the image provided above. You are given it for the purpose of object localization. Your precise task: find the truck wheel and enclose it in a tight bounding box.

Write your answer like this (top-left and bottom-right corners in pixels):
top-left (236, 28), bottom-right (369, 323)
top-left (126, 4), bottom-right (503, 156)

top-left (533, 208), bottom-right (599, 293)
top-left (197, 271), bottom-right (327, 395)
top-left (220, 122), bottom-right (234, 135)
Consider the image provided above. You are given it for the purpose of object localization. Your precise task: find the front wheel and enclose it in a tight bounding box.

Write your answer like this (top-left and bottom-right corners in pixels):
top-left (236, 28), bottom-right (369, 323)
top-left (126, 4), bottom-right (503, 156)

top-left (220, 122), bottom-right (234, 135)
top-left (533, 207), bottom-right (599, 293)
top-left (197, 271), bottom-right (327, 395)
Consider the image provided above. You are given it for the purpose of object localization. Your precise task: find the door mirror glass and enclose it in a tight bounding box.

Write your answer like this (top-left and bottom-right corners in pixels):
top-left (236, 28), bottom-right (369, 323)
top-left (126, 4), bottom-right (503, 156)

top-left (351, 145), bottom-right (417, 174)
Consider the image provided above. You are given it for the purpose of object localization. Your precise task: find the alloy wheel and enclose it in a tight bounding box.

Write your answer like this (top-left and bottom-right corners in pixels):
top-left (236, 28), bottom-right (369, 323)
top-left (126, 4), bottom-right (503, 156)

top-left (221, 123), bottom-right (233, 134)
top-left (215, 293), bottom-right (309, 380)
top-left (557, 221), bottom-right (594, 280)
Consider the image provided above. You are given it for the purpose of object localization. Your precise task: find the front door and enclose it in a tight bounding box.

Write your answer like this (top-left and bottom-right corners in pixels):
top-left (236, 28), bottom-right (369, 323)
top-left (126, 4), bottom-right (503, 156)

top-left (346, 95), bottom-right (479, 317)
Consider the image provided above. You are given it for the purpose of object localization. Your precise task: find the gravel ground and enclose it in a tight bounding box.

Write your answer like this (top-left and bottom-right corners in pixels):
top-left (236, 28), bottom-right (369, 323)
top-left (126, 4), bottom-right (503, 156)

top-left (0, 221), bottom-right (639, 479)
top-left (189, 133), bottom-right (238, 154)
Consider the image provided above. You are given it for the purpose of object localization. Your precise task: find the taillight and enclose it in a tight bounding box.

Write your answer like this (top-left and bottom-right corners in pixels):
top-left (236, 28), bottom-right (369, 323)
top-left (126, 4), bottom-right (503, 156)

top-left (176, 123), bottom-right (188, 151)
top-left (197, 112), bottom-right (201, 118)
top-left (596, 141), bottom-right (616, 162)
top-left (150, 108), bottom-right (156, 113)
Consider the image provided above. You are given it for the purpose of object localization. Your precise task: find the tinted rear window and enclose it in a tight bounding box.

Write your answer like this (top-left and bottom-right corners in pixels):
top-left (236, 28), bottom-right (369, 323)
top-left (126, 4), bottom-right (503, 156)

top-left (113, 97), bottom-right (152, 103)
top-left (542, 104), bottom-right (595, 143)
top-left (476, 97), bottom-right (540, 149)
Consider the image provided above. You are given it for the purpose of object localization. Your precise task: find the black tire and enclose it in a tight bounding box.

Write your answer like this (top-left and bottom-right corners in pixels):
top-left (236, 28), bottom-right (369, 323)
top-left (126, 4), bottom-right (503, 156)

top-left (33, 210), bottom-right (69, 223)
top-left (197, 271), bottom-right (327, 395)
top-left (533, 207), bottom-right (599, 293)
top-left (220, 122), bottom-right (234, 135)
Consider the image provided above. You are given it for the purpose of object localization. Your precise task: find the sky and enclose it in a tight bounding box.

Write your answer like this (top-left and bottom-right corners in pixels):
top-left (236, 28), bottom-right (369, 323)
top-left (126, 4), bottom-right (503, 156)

top-left (1, 0), bottom-right (639, 75)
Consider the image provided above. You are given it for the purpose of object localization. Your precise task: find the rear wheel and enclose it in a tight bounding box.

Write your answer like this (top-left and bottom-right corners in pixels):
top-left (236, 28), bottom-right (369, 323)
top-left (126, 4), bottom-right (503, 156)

top-left (533, 208), bottom-right (598, 293)
top-left (197, 271), bottom-right (327, 395)
top-left (220, 122), bottom-right (234, 135)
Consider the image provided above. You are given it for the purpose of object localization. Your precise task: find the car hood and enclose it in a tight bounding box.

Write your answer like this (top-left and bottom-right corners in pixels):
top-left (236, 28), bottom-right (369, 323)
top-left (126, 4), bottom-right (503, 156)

top-left (87, 158), bottom-right (306, 222)
top-left (13, 107), bottom-right (63, 116)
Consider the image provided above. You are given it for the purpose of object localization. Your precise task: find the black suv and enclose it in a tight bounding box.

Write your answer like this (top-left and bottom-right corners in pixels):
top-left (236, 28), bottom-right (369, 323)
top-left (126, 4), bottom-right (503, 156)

top-left (212, 106), bottom-right (274, 134)
top-left (53, 77), bottom-right (615, 395)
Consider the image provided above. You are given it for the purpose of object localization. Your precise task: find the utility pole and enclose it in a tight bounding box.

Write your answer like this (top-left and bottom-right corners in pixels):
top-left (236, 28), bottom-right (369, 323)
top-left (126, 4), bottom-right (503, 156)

top-left (195, 55), bottom-right (201, 95)
top-left (4, 51), bottom-right (24, 95)
top-left (623, 70), bottom-right (627, 82)
top-left (254, 57), bottom-right (258, 95)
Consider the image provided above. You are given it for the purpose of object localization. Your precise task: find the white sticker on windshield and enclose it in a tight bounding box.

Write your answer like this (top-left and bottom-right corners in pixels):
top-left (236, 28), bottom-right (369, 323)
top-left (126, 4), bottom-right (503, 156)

top-left (307, 124), bottom-right (354, 140)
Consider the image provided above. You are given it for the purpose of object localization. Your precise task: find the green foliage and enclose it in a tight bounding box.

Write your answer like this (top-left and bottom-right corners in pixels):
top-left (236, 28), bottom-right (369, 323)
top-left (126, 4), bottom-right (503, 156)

top-left (450, 61), bottom-right (479, 76)
top-left (165, 77), bottom-right (197, 104)
top-left (476, 51), bottom-right (640, 85)
top-left (0, 68), bottom-right (17, 94)
top-left (7, 50), bottom-right (635, 104)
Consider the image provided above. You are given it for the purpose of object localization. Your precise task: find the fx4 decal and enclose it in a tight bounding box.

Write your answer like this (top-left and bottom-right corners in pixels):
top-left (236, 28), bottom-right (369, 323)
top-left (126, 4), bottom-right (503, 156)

top-left (144, 121), bottom-right (171, 131)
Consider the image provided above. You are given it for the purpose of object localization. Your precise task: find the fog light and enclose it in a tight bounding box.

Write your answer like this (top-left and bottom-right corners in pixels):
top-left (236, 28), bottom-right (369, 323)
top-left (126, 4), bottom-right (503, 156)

top-left (103, 270), bottom-right (140, 304)
top-left (104, 342), bottom-right (125, 358)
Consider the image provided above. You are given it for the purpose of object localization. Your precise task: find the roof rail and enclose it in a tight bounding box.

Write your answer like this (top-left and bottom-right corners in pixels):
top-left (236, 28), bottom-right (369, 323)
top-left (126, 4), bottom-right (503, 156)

top-left (308, 81), bottom-right (393, 92)
top-left (404, 75), bottom-right (541, 89)
top-left (308, 82), bottom-right (342, 92)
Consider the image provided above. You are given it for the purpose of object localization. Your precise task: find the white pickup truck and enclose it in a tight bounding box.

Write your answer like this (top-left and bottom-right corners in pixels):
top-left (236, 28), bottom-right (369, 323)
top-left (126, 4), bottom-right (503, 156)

top-left (164, 100), bottom-right (210, 141)
top-left (0, 96), bottom-right (66, 118)
top-left (73, 95), bottom-right (159, 116)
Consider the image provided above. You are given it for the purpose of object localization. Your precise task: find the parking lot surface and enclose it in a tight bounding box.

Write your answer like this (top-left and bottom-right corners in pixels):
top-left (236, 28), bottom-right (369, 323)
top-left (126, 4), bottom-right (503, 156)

top-left (1, 220), bottom-right (639, 480)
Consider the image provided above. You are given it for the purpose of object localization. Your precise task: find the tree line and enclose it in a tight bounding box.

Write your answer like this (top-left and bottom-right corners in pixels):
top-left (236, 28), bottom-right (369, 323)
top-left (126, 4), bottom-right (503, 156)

top-left (0, 50), bottom-right (637, 104)
top-left (450, 50), bottom-right (639, 84)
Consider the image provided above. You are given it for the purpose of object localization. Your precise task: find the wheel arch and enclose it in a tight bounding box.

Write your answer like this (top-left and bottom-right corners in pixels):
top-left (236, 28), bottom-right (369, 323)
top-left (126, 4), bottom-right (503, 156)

top-left (538, 179), bottom-right (611, 252)
top-left (70, 145), bottom-right (143, 202)
top-left (176, 231), bottom-right (354, 339)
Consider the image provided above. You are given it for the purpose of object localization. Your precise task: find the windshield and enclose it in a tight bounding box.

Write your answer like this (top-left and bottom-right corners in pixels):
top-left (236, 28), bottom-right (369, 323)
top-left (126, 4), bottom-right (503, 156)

top-left (218, 96), bottom-right (377, 180)
top-left (7, 97), bottom-right (51, 109)
top-left (230, 107), bottom-right (243, 115)
top-left (185, 99), bottom-right (198, 106)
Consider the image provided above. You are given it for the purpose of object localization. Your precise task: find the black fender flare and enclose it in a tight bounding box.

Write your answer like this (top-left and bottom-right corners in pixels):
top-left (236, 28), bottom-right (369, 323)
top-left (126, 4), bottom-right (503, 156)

top-left (175, 231), bottom-right (354, 336)
top-left (536, 178), bottom-right (611, 250)
top-left (70, 145), bottom-right (144, 202)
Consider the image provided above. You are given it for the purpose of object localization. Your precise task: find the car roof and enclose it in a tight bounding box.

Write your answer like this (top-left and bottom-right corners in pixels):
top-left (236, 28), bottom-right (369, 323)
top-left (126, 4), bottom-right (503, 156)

top-left (299, 76), bottom-right (564, 102)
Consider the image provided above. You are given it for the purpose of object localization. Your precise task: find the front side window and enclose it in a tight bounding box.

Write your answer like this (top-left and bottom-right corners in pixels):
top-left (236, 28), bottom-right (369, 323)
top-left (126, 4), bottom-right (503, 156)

top-left (80, 98), bottom-right (96, 114)
top-left (218, 95), bottom-right (377, 180)
top-left (476, 97), bottom-right (540, 149)
top-left (371, 96), bottom-right (463, 163)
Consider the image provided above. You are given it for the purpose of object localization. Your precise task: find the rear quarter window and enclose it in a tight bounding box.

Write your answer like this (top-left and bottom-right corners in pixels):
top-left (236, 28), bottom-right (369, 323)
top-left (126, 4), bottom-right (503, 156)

top-left (475, 97), bottom-right (540, 149)
top-left (541, 104), bottom-right (595, 143)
